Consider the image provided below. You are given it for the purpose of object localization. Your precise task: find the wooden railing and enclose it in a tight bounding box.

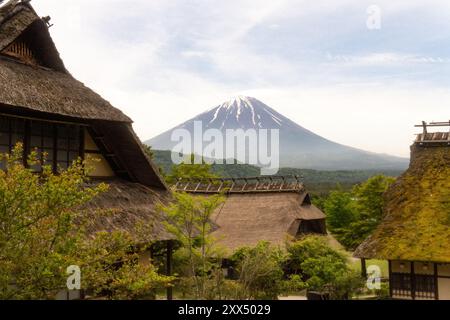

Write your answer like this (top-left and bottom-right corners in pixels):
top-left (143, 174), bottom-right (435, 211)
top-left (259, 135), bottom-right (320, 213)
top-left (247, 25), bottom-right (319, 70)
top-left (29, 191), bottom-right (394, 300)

top-left (173, 176), bottom-right (304, 194)
top-left (415, 121), bottom-right (450, 144)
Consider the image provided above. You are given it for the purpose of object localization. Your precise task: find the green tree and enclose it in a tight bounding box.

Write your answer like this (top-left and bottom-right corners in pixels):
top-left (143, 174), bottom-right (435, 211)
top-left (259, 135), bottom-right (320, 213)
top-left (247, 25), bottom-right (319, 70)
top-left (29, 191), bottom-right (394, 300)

top-left (286, 236), bottom-right (363, 299)
top-left (0, 144), bottom-right (171, 300)
top-left (230, 242), bottom-right (287, 300)
top-left (323, 175), bottom-right (395, 250)
top-left (353, 175), bottom-right (395, 226)
top-left (166, 154), bottom-right (219, 185)
top-left (323, 188), bottom-right (356, 230)
top-left (160, 192), bottom-right (225, 299)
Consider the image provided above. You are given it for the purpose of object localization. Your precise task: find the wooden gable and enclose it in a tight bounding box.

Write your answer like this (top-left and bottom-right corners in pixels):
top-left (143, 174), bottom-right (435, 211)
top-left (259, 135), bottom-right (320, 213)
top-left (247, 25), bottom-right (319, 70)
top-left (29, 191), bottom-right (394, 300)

top-left (0, 1), bottom-right (66, 72)
top-left (1, 35), bottom-right (39, 65)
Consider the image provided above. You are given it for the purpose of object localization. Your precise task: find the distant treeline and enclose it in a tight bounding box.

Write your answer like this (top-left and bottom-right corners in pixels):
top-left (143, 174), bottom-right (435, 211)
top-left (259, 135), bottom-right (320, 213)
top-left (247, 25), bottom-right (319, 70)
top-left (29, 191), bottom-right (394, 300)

top-left (153, 150), bottom-right (403, 194)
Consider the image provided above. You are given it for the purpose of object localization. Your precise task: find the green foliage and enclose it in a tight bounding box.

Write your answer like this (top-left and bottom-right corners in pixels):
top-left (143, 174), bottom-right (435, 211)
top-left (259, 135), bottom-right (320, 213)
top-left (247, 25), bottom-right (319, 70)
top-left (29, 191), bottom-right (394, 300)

top-left (323, 175), bottom-right (395, 250)
top-left (165, 154), bottom-right (219, 185)
top-left (160, 192), bottom-right (225, 299)
top-left (353, 175), bottom-right (396, 223)
top-left (323, 187), bottom-right (355, 229)
top-left (230, 242), bottom-right (288, 300)
top-left (286, 236), bottom-right (347, 274)
top-left (286, 236), bottom-right (364, 299)
top-left (152, 150), bottom-right (402, 193)
top-left (0, 144), bottom-right (171, 300)
top-left (77, 231), bottom-right (172, 300)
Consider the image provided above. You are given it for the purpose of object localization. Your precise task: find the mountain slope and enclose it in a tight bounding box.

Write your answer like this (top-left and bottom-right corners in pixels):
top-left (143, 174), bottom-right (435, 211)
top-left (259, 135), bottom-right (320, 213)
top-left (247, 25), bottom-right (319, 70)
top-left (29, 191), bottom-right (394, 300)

top-left (146, 96), bottom-right (408, 170)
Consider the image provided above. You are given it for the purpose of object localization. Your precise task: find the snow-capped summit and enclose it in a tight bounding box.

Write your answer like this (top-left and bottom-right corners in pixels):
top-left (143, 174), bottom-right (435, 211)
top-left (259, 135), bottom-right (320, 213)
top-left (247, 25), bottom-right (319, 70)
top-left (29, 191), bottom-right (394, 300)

top-left (205, 96), bottom-right (286, 130)
top-left (146, 97), bottom-right (408, 170)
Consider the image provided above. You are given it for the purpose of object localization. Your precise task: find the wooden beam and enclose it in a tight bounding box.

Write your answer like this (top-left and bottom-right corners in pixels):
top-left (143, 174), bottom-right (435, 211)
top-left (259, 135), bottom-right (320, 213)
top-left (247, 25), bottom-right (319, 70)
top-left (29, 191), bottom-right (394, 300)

top-left (361, 258), bottom-right (367, 278)
top-left (0, 112), bottom-right (90, 127)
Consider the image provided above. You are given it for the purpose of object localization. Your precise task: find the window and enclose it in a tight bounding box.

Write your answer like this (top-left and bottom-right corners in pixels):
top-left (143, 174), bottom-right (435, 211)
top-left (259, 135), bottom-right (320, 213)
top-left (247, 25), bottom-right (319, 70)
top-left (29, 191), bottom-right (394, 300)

top-left (29, 120), bottom-right (54, 172)
top-left (391, 273), bottom-right (412, 298)
top-left (391, 272), bottom-right (436, 300)
top-left (0, 117), bottom-right (25, 170)
top-left (56, 124), bottom-right (81, 172)
top-left (0, 115), bottom-right (82, 173)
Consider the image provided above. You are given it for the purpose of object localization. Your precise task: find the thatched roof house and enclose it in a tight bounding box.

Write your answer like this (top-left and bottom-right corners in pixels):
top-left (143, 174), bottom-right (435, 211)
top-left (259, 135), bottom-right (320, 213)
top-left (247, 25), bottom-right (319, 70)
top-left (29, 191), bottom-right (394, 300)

top-left (0, 0), bottom-right (172, 243)
top-left (174, 176), bottom-right (327, 252)
top-left (355, 121), bottom-right (450, 300)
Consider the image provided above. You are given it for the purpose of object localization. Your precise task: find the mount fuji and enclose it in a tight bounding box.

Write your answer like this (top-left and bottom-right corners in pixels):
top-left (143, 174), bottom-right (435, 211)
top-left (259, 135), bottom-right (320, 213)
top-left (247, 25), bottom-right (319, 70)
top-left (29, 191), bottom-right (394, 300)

top-left (146, 96), bottom-right (408, 170)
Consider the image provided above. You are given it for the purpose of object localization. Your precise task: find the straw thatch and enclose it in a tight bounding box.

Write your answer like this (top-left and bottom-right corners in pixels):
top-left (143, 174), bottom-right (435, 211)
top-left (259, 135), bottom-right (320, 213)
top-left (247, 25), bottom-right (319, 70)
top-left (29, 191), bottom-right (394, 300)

top-left (209, 191), bottom-right (326, 252)
top-left (84, 179), bottom-right (174, 242)
top-left (0, 0), bottom-right (130, 122)
top-left (354, 143), bottom-right (450, 262)
top-left (175, 177), bottom-right (327, 251)
top-left (0, 57), bottom-right (131, 122)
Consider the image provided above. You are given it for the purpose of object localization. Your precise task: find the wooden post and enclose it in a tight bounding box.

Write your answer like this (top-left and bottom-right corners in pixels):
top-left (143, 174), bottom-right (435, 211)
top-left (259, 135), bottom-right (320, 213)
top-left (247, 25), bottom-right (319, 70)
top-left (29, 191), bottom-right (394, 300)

top-left (411, 261), bottom-right (415, 300)
top-left (361, 258), bottom-right (367, 278)
top-left (422, 121), bottom-right (427, 141)
top-left (388, 260), bottom-right (393, 298)
top-left (166, 240), bottom-right (173, 301)
top-left (23, 120), bottom-right (30, 168)
top-left (434, 263), bottom-right (439, 300)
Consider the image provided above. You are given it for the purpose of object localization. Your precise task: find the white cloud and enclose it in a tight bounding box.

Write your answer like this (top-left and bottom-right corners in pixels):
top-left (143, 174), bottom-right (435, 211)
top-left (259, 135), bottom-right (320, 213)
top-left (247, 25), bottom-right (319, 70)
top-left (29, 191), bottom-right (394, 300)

top-left (326, 52), bottom-right (448, 67)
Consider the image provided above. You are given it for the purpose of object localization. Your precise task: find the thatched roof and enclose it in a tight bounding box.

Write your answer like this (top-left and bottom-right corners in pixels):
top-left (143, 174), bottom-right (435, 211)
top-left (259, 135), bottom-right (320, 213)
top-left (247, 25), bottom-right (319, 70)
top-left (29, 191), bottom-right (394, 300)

top-left (84, 179), bottom-right (174, 242)
top-left (354, 143), bottom-right (450, 262)
top-left (210, 191), bottom-right (326, 252)
top-left (174, 177), bottom-right (326, 251)
top-left (0, 0), bottom-right (131, 122)
top-left (0, 1), bottom-right (167, 189)
top-left (0, 56), bottom-right (131, 122)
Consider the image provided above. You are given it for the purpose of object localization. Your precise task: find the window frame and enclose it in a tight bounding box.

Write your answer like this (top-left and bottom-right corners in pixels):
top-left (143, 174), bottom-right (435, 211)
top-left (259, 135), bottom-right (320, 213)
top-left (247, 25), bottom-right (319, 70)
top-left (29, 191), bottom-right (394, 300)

top-left (0, 115), bottom-right (85, 173)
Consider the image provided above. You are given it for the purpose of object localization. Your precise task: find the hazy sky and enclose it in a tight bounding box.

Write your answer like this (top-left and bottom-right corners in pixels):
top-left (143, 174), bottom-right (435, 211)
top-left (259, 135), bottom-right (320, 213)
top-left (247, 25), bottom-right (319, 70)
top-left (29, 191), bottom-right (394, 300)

top-left (30, 0), bottom-right (450, 157)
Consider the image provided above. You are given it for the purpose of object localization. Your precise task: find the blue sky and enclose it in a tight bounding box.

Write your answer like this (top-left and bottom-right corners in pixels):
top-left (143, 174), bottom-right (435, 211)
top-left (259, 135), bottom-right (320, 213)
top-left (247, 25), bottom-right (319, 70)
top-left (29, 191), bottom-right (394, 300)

top-left (32, 0), bottom-right (450, 157)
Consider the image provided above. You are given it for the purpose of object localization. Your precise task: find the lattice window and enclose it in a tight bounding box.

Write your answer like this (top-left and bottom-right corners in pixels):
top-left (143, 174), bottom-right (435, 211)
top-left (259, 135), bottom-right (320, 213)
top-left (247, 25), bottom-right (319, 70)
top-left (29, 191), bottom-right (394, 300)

top-left (415, 274), bottom-right (436, 300)
top-left (391, 273), bottom-right (412, 298)
top-left (391, 273), bottom-right (436, 299)
top-left (0, 117), bottom-right (25, 170)
top-left (0, 115), bottom-right (82, 173)
top-left (1, 40), bottom-right (38, 65)
top-left (55, 124), bottom-right (81, 171)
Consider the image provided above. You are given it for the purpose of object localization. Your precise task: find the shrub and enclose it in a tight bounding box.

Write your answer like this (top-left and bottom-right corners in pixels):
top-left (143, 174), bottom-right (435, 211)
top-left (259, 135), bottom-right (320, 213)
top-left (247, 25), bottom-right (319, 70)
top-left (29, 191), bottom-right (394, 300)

top-left (286, 236), bottom-right (364, 299)
top-left (230, 242), bottom-right (286, 300)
